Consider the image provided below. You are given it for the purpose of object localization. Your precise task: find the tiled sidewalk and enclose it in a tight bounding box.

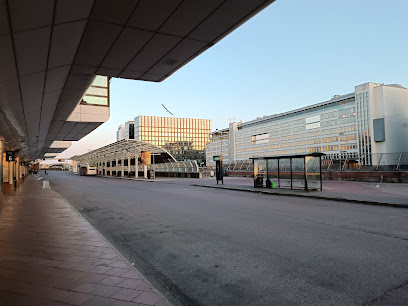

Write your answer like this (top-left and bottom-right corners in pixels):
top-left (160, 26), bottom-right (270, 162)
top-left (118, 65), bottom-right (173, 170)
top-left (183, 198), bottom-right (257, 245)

top-left (0, 177), bottom-right (169, 306)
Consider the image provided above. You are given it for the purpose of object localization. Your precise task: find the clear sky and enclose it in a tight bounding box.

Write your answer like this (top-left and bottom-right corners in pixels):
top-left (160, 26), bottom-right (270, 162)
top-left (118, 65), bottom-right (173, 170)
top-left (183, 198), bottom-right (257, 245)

top-left (57, 0), bottom-right (408, 159)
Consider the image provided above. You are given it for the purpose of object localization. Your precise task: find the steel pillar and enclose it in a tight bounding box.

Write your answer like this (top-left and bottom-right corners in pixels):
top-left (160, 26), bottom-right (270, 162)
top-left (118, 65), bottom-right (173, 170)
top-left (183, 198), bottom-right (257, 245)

top-left (121, 158), bottom-right (124, 177)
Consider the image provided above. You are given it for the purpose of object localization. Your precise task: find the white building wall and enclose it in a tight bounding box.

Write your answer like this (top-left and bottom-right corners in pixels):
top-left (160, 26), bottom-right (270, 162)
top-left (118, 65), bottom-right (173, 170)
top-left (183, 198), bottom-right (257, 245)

top-left (124, 121), bottom-right (134, 139)
top-left (370, 84), bottom-right (408, 165)
top-left (228, 122), bottom-right (238, 162)
top-left (233, 96), bottom-right (357, 162)
top-left (116, 124), bottom-right (125, 142)
top-left (134, 116), bottom-right (140, 140)
top-left (206, 133), bottom-right (230, 166)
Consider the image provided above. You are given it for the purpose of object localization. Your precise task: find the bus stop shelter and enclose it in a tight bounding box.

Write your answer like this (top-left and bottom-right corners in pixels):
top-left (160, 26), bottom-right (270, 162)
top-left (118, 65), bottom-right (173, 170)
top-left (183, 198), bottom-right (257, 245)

top-left (250, 153), bottom-right (324, 191)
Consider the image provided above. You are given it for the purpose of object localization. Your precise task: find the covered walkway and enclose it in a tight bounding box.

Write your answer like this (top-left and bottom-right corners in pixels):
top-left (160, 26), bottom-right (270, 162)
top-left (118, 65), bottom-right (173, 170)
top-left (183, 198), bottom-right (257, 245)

top-left (72, 139), bottom-right (176, 178)
top-left (0, 176), bottom-right (168, 306)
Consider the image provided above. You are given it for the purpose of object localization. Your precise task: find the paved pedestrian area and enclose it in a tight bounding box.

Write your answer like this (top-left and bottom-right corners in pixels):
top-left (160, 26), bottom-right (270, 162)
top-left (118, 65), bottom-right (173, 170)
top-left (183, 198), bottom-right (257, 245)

top-left (0, 177), bottom-right (169, 306)
top-left (101, 175), bottom-right (408, 207)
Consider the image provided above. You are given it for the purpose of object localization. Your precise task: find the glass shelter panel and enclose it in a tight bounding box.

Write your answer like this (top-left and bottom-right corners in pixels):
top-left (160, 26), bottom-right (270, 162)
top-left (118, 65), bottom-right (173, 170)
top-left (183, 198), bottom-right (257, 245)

top-left (305, 156), bottom-right (322, 190)
top-left (278, 158), bottom-right (291, 188)
top-left (253, 159), bottom-right (266, 187)
top-left (266, 159), bottom-right (278, 186)
top-left (291, 157), bottom-right (305, 189)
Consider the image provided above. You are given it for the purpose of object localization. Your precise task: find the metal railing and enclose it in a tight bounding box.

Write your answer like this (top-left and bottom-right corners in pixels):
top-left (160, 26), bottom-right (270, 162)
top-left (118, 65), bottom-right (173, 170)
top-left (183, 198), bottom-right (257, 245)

top-left (102, 161), bottom-right (200, 175)
top-left (226, 152), bottom-right (408, 173)
top-left (147, 160), bottom-right (199, 173)
top-left (321, 152), bottom-right (408, 171)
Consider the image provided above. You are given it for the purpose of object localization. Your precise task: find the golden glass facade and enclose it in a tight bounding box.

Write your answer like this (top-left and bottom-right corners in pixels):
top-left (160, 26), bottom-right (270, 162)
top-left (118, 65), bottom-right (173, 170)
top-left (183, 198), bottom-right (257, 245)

top-left (134, 116), bottom-right (211, 151)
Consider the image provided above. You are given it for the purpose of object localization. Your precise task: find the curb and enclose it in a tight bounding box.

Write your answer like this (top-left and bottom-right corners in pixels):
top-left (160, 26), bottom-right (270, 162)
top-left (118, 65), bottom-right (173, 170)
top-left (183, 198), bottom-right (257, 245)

top-left (191, 184), bottom-right (408, 209)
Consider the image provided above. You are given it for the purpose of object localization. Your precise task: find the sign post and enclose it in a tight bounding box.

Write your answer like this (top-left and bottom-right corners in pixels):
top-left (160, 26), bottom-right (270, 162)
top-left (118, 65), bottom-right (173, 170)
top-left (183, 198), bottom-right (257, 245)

top-left (213, 155), bottom-right (223, 185)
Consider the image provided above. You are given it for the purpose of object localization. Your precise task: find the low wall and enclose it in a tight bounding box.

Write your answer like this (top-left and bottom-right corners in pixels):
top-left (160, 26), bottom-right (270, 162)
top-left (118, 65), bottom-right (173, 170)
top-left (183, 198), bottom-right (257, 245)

top-left (322, 171), bottom-right (408, 183)
top-left (226, 170), bottom-right (408, 183)
top-left (106, 171), bottom-right (201, 179)
top-left (226, 171), bottom-right (252, 177)
top-left (154, 172), bottom-right (201, 178)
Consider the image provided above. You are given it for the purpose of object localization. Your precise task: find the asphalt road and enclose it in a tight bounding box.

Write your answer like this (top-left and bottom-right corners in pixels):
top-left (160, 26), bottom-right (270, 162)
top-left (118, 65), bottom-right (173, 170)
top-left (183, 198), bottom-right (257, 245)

top-left (44, 171), bottom-right (408, 306)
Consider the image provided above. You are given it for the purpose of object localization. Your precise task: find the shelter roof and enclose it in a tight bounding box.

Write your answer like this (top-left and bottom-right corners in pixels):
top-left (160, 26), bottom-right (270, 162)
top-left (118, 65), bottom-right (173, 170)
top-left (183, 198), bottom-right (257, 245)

top-left (72, 139), bottom-right (176, 163)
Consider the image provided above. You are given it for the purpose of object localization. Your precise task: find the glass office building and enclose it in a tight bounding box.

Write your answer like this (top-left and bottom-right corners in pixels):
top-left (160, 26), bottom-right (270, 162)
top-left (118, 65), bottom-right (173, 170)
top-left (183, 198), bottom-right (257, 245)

top-left (134, 116), bottom-right (211, 162)
top-left (206, 82), bottom-right (408, 168)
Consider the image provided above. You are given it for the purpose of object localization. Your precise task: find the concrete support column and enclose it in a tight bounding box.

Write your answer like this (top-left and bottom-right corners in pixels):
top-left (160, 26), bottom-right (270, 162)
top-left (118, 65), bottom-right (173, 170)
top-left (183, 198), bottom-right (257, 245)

top-left (15, 160), bottom-right (18, 181)
top-left (135, 155), bottom-right (138, 178)
top-left (8, 159), bottom-right (13, 187)
top-left (16, 160), bottom-right (19, 179)
top-left (115, 158), bottom-right (118, 176)
top-left (127, 156), bottom-right (131, 176)
top-left (121, 158), bottom-right (124, 177)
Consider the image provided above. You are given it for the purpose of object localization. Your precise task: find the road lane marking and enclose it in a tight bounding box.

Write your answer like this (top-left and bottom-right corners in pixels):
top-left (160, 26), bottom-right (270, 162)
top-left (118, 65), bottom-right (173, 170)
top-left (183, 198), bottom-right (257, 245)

top-left (42, 181), bottom-right (50, 189)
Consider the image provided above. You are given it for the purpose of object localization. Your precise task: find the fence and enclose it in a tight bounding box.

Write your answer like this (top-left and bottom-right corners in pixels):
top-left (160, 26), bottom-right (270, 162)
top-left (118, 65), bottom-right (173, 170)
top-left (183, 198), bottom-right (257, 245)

top-left (100, 160), bottom-right (200, 177)
top-left (146, 160), bottom-right (199, 174)
top-left (226, 152), bottom-right (408, 173)
top-left (322, 152), bottom-right (408, 171)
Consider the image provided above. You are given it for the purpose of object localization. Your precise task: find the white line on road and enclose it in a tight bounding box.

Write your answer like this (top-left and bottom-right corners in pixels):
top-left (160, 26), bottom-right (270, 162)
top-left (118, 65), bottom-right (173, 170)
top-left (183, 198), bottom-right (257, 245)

top-left (42, 181), bottom-right (50, 189)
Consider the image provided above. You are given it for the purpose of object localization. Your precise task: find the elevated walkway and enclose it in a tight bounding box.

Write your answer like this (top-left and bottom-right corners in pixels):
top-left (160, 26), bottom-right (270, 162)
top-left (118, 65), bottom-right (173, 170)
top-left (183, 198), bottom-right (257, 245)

top-left (0, 177), bottom-right (169, 306)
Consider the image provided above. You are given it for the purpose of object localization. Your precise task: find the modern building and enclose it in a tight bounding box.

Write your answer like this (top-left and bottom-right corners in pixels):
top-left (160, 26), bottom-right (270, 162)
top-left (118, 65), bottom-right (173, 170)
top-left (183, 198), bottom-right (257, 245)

top-left (132, 115), bottom-right (211, 163)
top-left (116, 121), bottom-right (135, 142)
top-left (116, 124), bottom-right (125, 142)
top-left (124, 121), bottom-right (135, 140)
top-left (206, 82), bottom-right (408, 168)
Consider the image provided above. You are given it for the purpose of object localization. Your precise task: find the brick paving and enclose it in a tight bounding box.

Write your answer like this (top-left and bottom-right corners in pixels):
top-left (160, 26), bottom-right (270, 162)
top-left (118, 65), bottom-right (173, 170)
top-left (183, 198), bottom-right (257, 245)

top-left (0, 177), bottom-right (170, 306)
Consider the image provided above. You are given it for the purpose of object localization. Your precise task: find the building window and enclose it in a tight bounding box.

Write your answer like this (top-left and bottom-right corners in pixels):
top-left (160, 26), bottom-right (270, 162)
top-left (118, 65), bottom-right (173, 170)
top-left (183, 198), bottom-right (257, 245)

top-left (251, 133), bottom-right (269, 145)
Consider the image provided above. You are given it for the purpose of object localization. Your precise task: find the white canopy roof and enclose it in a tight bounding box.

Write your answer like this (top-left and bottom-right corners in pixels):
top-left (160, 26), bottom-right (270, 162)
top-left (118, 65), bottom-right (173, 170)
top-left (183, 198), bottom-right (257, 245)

top-left (71, 139), bottom-right (176, 164)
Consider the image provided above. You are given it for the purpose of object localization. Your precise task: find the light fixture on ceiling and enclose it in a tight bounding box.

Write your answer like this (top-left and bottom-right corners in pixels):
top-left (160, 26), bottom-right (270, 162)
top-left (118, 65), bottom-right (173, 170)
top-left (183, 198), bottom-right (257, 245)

top-left (163, 59), bottom-right (179, 66)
